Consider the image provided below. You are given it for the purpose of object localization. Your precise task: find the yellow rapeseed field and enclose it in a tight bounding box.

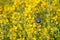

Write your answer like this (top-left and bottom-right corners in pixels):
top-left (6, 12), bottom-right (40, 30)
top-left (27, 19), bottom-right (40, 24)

top-left (0, 0), bottom-right (60, 40)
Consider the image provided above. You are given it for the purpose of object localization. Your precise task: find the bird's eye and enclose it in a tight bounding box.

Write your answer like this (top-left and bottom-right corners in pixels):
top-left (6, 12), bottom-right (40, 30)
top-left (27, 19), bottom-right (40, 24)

top-left (36, 18), bottom-right (41, 23)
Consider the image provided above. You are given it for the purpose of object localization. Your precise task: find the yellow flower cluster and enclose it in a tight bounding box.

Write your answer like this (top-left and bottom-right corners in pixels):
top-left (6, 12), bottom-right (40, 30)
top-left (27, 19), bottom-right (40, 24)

top-left (0, 0), bottom-right (60, 40)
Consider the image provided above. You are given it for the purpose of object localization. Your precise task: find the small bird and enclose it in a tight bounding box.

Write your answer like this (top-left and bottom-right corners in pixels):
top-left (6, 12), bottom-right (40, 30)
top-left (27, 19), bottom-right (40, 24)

top-left (36, 18), bottom-right (41, 23)
top-left (35, 18), bottom-right (41, 29)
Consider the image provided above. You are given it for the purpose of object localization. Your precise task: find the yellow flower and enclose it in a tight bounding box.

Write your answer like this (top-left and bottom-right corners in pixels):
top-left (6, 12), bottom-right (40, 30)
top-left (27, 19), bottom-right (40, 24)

top-left (41, 1), bottom-right (48, 10)
top-left (56, 9), bottom-right (60, 16)
top-left (18, 24), bottom-right (23, 30)
top-left (9, 34), bottom-right (16, 40)
top-left (32, 37), bottom-right (36, 40)
top-left (44, 28), bottom-right (48, 32)
top-left (19, 38), bottom-right (24, 40)
top-left (46, 14), bottom-right (50, 23)
top-left (43, 28), bottom-right (48, 35)
top-left (24, 12), bottom-right (27, 16)
top-left (46, 35), bottom-right (50, 40)
top-left (28, 15), bottom-right (31, 19)
top-left (49, 5), bottom-right (56, 11)
top-left (34, 30), bottom-right (37, 34)
top-left (56, 21), bottom-right (58, 25)
top-left (50, 27), bottom-right (55, 34)
top-left (12, 20), bottom-right (16, 24)
top-left (25, 28), bottom-right (34, 32)
top-left (9, 6), bottom-right (15, 11)
top-left (0, 28), bottom-right (4, 39)
top-left (13, 25), bottom-right (17, 30)
top-left (9, 28), bottom-right (13, 32)
top-left (0, 20), bottom-right (2, 23)
top-left (52, 15), bottom-right (58, 21)
top-left (0, 6), bottom-right (3, 11)
top-left (4, 5), bottom-right (15, 12)
top-left (5, 19), bottom-right (8, 23)
top-left (39, 37), bottom-right (42, 40)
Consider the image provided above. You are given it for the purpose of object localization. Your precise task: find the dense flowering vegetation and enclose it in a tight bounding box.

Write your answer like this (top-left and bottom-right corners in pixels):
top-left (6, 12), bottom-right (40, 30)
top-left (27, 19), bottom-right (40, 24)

top-left (0, 0), bottom-right (60, 40)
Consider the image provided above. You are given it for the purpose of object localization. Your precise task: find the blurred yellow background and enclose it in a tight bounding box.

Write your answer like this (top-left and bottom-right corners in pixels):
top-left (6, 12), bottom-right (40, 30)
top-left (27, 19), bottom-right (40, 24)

top-left (0, 0), bottom-right (60, 40)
